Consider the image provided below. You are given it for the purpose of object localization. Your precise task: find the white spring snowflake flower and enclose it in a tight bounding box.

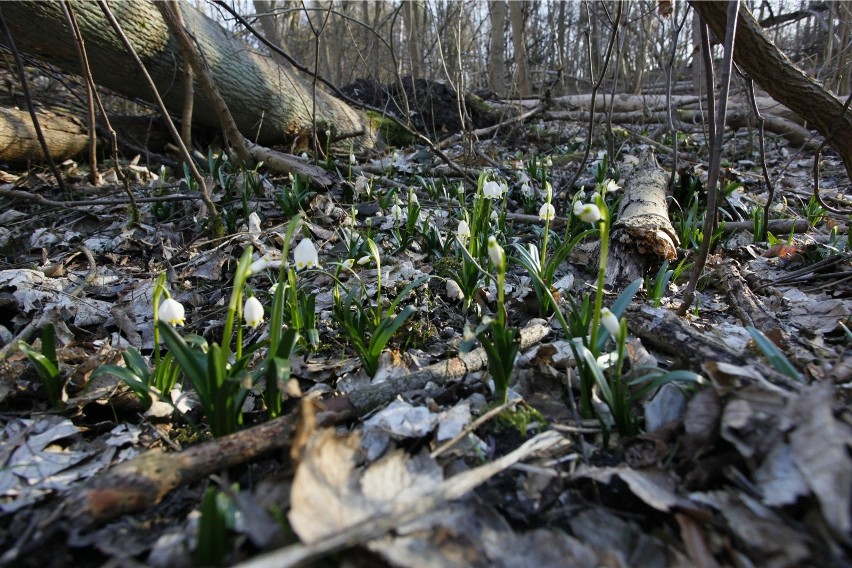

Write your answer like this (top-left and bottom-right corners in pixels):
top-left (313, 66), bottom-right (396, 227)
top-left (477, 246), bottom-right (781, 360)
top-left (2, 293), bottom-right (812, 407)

top-left (159, 298), bottom-right (185, 327)
top-left (483, 180), bottom-right (503, 199)
top-left (600, 307), bottom-right (621, 337)
top-left (456, 220), bottom-right (471, 239)
top-left (539, 203), bottom-right (556, 221)
top-left (244, 296), bottom-right (264, 328)
top-left (294, 238), bottom-right (320, 270)
top-left (573, 202), bottom-right (601, 224)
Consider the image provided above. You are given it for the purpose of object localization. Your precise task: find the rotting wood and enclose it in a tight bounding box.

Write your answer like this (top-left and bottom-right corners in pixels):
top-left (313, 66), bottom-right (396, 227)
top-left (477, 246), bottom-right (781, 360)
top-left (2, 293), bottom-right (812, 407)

top-left (245, 141), bottom-right (336, 189)
top-left (67, 322), bottom-right (550, 526)
top-left (605, 150), bottom-right (679, 289)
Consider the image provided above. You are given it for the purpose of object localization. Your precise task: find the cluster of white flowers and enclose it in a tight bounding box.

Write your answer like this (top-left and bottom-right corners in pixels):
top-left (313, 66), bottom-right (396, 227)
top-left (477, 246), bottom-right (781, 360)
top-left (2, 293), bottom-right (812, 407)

top-left (482, 180), bottom-right (508, 200)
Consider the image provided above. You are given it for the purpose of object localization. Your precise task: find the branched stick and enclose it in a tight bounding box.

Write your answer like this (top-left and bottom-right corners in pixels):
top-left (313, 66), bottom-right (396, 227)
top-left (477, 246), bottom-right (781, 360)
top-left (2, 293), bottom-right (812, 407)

top-left (60, 0), bottom-right (139, 222)
top-left (67, 323), bottom-right (549, 526)
top-left (564, 2), bottom-right (624, 209)
top-left (157, 1), bottom-right (254, 167)
top-left (679, 1), bottom-right (740, 315)
top-left (741, 70), bottom-right (776, 241)
top-left (0, 6), bottom-right (67, 194)
top-left (96, 0), bottom-right (223, 237)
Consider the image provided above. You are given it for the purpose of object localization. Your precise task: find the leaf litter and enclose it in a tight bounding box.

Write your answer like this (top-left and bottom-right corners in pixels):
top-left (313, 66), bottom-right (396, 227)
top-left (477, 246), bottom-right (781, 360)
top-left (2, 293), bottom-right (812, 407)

top-left (0, 128), bottom-right (850, 568)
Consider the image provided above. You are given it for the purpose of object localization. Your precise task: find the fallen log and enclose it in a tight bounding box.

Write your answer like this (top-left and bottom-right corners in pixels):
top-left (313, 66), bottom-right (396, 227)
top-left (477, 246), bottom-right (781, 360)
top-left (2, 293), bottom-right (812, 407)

top-left (605, 150), bottom-right (679, 289)
top-left (0, 106), bottom-right (88, 163)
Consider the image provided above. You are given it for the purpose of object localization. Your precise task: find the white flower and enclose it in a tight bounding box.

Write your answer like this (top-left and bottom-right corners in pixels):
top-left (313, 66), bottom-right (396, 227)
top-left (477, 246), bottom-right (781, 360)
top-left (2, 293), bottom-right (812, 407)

top-left (490, 209), bottom-right (499, 221)
top-left (539, 203), bottom-right (556, 221)
top-left (342, 258), bottom-right (355, 269)
top-left (300, 152), bottom-right (309, 161)
top-left (349, 153), bottom-right (356, 165)
top-left (159, 298), bottom-right (185, 326)
top-left (456, 220), bottom-right (470, 239)
top-left (409, 192), bottom-right (418, 204)
top-left (520, 183), bottom-right (533, 198)
top-left (268, 283), bottom-right (279, 295)
top-left (575, 187), bottom-right (587, 202)
top-left (248, 256), bottom-right (269, 275)
top-left (573, 202), bottom-right (601, 224)
top-left (357, 255), bottom-right (372, 265)
top-left (390, 203), bottom-right (404, 221)
top-left (499, 182), bottom-right (509, 197)
top-left (483, 180), bottom-right (502, 199)
top-left (600, 307), bottom-right (621, 337)
top-left (487, 235), bottom-right (505, 268)
top-left (545, 157), bottom-right (553, 167)
top-left (244, 296), bottom-right (264, 328)
top-left (294, 238), bottom-right (320, 270)
top-left (605, 179), bottom-right (621, 193)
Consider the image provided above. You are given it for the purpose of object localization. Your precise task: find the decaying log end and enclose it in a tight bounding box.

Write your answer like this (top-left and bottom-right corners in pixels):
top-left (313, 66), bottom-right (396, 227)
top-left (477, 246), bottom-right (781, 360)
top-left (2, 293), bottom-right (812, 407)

top-left (605, 150), bottom-right (679, 289)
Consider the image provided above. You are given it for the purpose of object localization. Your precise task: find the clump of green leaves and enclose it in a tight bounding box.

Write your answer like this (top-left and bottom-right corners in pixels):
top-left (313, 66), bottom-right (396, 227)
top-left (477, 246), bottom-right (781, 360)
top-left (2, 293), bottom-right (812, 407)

top-left (333, 239), bottom-right (428, 377)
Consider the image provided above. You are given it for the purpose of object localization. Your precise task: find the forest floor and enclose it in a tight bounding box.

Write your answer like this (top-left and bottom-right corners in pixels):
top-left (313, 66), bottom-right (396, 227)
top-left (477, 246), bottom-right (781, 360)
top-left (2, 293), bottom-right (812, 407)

top-left (0, 110), bottom-right (850, 567)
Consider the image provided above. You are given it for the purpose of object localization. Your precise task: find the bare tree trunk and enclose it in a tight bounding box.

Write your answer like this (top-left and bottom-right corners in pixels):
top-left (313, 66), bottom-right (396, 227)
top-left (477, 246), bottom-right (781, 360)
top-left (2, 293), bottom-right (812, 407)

top-left (489, 0), bottom-right (507, 95)
top-left (0, 1), bottom-right (375, 150)
top-left (403, 1), bottom-right (422, 79)
top-left (508, 1), bottom-right (532, 97)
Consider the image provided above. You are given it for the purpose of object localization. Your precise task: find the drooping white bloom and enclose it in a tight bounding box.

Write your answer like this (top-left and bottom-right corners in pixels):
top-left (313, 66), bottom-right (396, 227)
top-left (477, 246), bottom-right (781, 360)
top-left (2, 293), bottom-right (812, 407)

top-left (605, 179), bottom-right (621, 193)
top-left (539, 203), bottom-right (556, 221)
top-left (499, 182), bottom-right (509, 197)
top-left (349, 153), bottom-right (356, 165)
top-left (390, 203), bottom-right (404, 221)
top-left (482, 180), bottom-right (503, 199)
top-left (573, 202), bottom-right (601, 224)
top-left (545, 157), bottom-right (553, 167)
top-left (294, 238), bottom-right (320, 270)
top-left (342, 258), bottom-right (355, 269)
top-left (409, 192), bottom-right (418, 204)
top-left (357, 255), bottom-right (372, 265)
top-left (520, 183), bottom-right (533, 198)
top-left (159, 298), bottom-right (185, 327)
top-left (456, 220), bottom-right (471, 239)
top-left (244, 296), bottom-right (264, 328)
top-left (600, 307), bottom-right (621, 337)
top-left (248, 256), bottom-right (269, 275)
top-left (487, 235), bottom-right (505, 268)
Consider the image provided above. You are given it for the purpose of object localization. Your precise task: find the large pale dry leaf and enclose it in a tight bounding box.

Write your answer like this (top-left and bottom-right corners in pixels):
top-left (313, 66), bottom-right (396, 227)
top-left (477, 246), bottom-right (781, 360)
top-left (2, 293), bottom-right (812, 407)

top-left (575, 465), bottom-right (693, 513)
top-left (787, 384), bottom-right (852, 537)
top-left (288, 429), bottom-right (442, 544)
top-left (754, 442), bottom-right (809, 507)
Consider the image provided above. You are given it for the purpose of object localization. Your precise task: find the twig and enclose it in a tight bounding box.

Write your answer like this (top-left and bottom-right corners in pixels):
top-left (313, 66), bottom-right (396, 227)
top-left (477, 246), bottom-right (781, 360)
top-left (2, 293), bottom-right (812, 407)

top-left (0, 6), bottom-right (68, 194)
top-left (679, 2), bottom-right (740, 315)
top-left (68, 323), bottom-right (550, 525)
top-left (741, 70), bottom-right (775, 241)
top-left (430, 398), bottom-right (521, 459)
top-left (96, 0), bottom-right (223, 237)
top-left (0, 186), bottom-right (203, 207)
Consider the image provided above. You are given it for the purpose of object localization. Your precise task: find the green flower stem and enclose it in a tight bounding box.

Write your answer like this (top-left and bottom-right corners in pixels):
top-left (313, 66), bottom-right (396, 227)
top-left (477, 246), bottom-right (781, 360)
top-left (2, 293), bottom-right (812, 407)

top-left (222, 248), bottom-right (253, 356)
top-left (589, 196), bottom-right (610, 353)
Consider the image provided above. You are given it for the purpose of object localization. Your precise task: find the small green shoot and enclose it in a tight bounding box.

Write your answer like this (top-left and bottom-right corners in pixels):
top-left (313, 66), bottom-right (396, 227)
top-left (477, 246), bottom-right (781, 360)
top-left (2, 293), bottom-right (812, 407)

top-left (18, 323), bottom-right (63, 409)
top-left (747, 326), bottom-right (805, 383)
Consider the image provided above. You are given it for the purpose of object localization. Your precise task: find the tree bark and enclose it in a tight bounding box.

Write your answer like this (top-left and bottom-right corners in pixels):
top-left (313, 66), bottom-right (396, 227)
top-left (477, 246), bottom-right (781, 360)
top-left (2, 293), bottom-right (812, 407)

top-left (690, 1), bottom-right (852, 180)
top-left (0, 1), bottom-right (376, 151)
top-left (488, 1), bottom-right (507, 96)
top-left (508, 1), bottom-right (532, 97)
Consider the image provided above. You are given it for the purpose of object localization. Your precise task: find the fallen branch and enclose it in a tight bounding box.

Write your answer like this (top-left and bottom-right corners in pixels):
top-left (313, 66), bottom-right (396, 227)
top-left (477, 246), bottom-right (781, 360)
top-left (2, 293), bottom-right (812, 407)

top-left (67, 322), bottom-right (550, 525)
